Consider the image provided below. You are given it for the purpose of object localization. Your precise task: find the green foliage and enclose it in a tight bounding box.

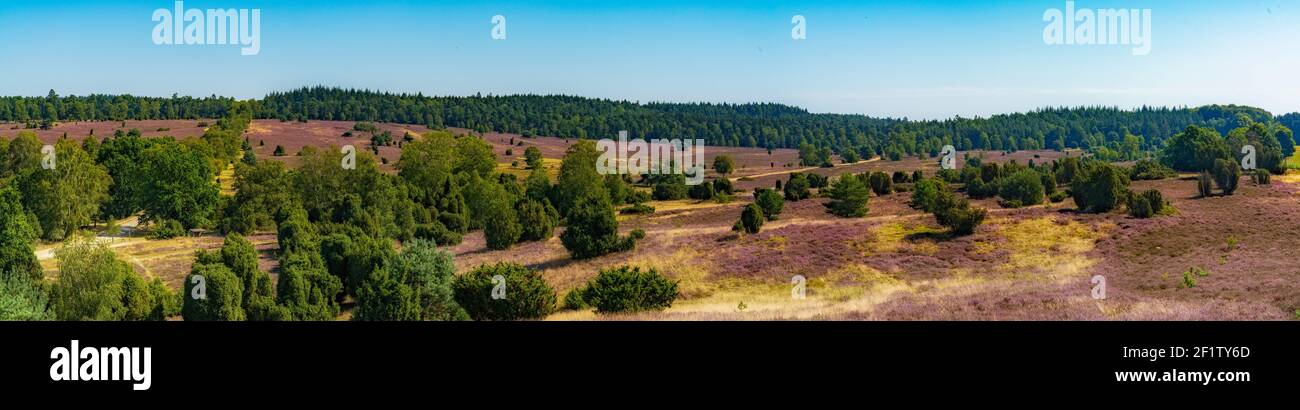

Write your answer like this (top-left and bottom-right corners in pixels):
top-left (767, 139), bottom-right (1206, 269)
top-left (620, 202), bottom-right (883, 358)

top-left (556, 140), bottom-right (608, 216)
top-left (867, 172), bottom-right (893, 195)
top-left (354, 268), bottom-right (420, 321)
top-left (688, 180), bottom-right (715, 200)
top-left (783, 173), bottom-right (811, 201)
top-left (1196, 171), bottom-right (1214, 198)
top-left (1211, 158), bottom-right (1240, 195)
top-left (182, 257), bottom-right (246, 321)
top-left (1127, 195), bottom-right (1153, 218)
top-left (0, 185), bottom-right (40, 281)
top-left (17, 140), bottom-right (110, 241)
top-left (1130, 159), bottom-right (1178, 180)
top-left (998, 169), bottom-right (1045, 206)
top-left (1071, 162), bottom-right (1130, 213)
top-left (275, 250), bottom-right (342, 321)
top-left (1138, 189), bottom-right (1165, 214)
top-left (1160, 125), bottom-right (1231, 172)
top-left (652, 176), bottom-right (688, 200)
top-left (736, 203), bottom-right (765, 234)
top-left (931, 190), bottom-right (986, 236)
top-left (577, 266), bottom-right (678, 314)
top-left (826, 175), bottom-right (870, 218)
top-left (0, 273), bottom-right (52, 321)
top-left (560, 193), bottom-right (637, 259)
top-left (561, 288), bottom-right (588, 311)
top-left (909, 178), bottom-right (945, 212)
top-left (754, 188), bottom-right (785, 220)
top-left (150, 219), bottom-right (186, 239)
top-left (712, 177), bottom-right (734, 195)
top-left (516, 199), bottom-right (556, 242)
top-left (137, 140), bottom-right (220, 229)
top-left (713, 155), bottom-right (736, 175)
top-left (452, 263), bottom-right (556, 321)
top-left (381, 240), bottom-right (467, 321)
top-left (50, 239), bottom-right (174, 321)
top-left (524, 146), bottom-right (544, 169)
top-left (220, 160), bottom-right (292, 234)
top-left (1048, 191), bottom-right (1069, 203)
top-left (1252, 169), bottom-right (1271, 185)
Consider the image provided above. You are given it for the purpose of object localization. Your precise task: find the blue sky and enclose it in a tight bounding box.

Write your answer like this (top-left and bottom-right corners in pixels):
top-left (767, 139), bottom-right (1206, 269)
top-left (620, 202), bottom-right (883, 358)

top-left (1, 0), bottom-right (1297, 119)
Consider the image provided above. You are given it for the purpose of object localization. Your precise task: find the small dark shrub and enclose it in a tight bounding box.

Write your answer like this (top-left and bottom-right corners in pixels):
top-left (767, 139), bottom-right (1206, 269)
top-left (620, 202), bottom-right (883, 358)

top-left (581, 266), bottom-right (678, 314)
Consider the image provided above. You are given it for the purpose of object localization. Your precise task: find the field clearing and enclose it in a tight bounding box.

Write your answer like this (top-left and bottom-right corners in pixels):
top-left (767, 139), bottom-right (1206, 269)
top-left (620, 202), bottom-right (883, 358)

top-left (37, 233), bottom-right (280, 291)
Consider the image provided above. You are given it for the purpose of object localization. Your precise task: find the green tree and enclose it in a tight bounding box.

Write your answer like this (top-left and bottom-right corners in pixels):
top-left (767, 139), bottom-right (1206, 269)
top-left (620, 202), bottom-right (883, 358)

top-left (998, 169), bottom-right (1045, 206)
top-left (182, 259), bottom-right (246, 321)
top-left (524, 146), bottom-right (544, 169)
top-left (754, 188), bottom-right (784, 220)
top-left (0, 272), bottom-right (52, 321)
top-left (1212, 158), bottom-right (1240, 195)
top-left (1160, 125), bottom-right (1231, 172)
top-left (18, 140), bottom-right (111, 241)
top-left (0, 186), bottom-right (41, 281)
top-left (578, 266), bottom-right (678, 314)
top-left (736, 203), bottom-right (765, 234)
top-left (1071, 162), bottom-right (1130, 213)
top-left (555, 140), bottom-right (608, 216)
top-left (517, 199), bottom-right (556, 242)
top-left (452, 262), bottom-right (556, 321)
top-left (50, 238), bottom-right (173, 321)
top-left (826, 175), bottom-right (870, 217)
top-left (784, 173), bottom-right (811, 201)
top-left (137, 140), bottom-right (219, 229)
top-left (713, 155), bottom-right (735, 176)
top-left (354, 268), bottom-right (420, 321)
top-left (383, 239), bottom-right (467, 321)
top-left (560, 193), bottom-right (636, 259)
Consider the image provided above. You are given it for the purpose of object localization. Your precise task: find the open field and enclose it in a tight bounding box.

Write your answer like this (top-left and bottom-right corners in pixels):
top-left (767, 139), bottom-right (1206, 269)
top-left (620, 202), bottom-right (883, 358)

top-left (12, 118), bottom-right (1299, 321)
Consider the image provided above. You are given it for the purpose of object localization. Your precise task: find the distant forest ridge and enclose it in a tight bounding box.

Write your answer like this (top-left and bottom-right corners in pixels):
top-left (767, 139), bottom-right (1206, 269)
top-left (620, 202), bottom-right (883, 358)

top-left (2, 87), bottom-right (1298, 156)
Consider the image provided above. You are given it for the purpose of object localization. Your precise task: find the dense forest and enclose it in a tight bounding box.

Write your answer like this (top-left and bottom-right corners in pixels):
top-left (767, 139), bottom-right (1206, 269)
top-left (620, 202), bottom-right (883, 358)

top-left (1, 87), bottom-right (1295, 161)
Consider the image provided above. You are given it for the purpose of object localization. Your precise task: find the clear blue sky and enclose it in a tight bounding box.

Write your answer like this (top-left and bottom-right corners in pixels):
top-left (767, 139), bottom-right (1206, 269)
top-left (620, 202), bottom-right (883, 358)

top-left (1, 0), bottom-right (1297, 119)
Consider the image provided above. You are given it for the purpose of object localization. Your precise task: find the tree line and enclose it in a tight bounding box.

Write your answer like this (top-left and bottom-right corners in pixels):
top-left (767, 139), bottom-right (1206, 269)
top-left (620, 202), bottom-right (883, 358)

top-left (3, 88), bottom-right (1294, 162)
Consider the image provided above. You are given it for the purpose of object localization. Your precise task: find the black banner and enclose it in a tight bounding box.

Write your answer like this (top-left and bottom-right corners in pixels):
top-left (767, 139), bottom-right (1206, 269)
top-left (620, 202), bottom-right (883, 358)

top-left (0, 321), bottom-right (1292, 398)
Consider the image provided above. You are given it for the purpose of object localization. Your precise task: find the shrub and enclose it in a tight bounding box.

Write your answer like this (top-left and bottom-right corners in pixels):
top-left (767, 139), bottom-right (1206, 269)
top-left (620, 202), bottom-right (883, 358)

top-left (580, 266), bottom-right (679, 314)
top-left (561, 194), bottom-right (637, 259)
top-left (826, 175), bottom-right (870, 218)
top-left (353, 268), bottom-right (420, 321)
top-left (0, 273), bottom-right (52, 320)
top-left (1252, 169), bottom-right (1272, 185)
top-left (965, 177), bottom-right (997, 199)
top-left (911, 170), bottom-right (924, 183)
top-left (754, 188), bottom-right (785, 220)
top-left (998, 169), bottom-right (1045, 206)
top-left (892, 171), bottom-right (909, 184)
top-left (182, 262), bottom-right (246, 321)
top-left (806, 173), bottom-right (829, 189)
top-left (688, 180), bottom-right (715, 200)
top-left (414, 222), bottom-right (463, 246)
top-left (151, 219), bottom-right (186, 239)
top-left (561, 288), bottom-right (588, 311)
top-left (737, 203), bottom-right (765, 234)
top-left (932, 191), bottom-right (985, 236)
top-left (273, 145), bottom-right (286, 156)
top-left (1197, 171), bottom-right (1214, 198)
top-left (619, 203), bottom-right (656, 215)
top-left (516, 200), bottom-right (556, 242)
top-left (1139, 189), bottom-right (1165, 214)
top-left (1130, 159), bottom-right (1178, 180)
top-left (652, 179), bottom-right (688, 200)
top-left (1128, 195), bottom-right (1153, 218)
top-left (910, 178), bottom-right (945, 211)
top-left (484, 198), bottom-right (522, 250)
top-left (1039, 171), bottom-right (1058, 195)
top-left (868, 172), bottom-right (893, 195)
top-left (452, 263), bottom-right (556, 320)
top-left (712, 178), bottom-right (735, 195)
top-left (1071, 162), bottom-right (1129, 213)
top-left (1049, 191), bottom-right (1068, 203)
top-left (784, 173), bottom-right (811, 201)
top-left (1211, 158), bottom-right (1240, 195)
